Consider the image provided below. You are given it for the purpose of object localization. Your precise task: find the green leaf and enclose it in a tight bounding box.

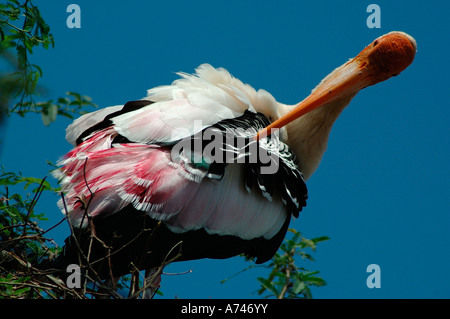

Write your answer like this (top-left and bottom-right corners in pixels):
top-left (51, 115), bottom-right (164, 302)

top-left (40, 110), bottom-right (50, 126)
top-left (31, 64), bottom-right (43, 77)
top-left (57, 97), bottom-right (70, 105)
top-left (48, 103), bottom-right (58, 123)
top-left (292, 280), bottom-right (306, 295)
top-left (256, 277), bottom-right (277, 296)
top-left (16, 44), bottom-right (26, 70)
top-left (57, 109), bottom-right (75, 119)
top-left (40, 103), bottom-right (57, 126)
top-left (312, 236), bottom-right (331, 244)
top-left (66, 91), bottom-right (81, 100)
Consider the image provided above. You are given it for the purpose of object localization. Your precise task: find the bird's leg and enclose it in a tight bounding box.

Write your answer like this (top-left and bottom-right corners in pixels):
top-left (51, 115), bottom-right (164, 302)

top-left (142, 267), bottom-right (162, 299)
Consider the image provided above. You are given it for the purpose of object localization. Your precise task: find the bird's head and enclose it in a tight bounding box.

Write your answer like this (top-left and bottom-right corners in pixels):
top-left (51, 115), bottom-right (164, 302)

top-left (257, 31), bottom-right (417, 139)
top-left (355, 31), bottom-right (417, 85)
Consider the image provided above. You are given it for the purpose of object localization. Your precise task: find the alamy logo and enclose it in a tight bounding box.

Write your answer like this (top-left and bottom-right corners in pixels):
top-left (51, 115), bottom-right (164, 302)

top-left (66, 264), bottom-right (81, 288)
top-left (66, 4), bottom-right (81, 29)
top-left (366, 4), bottom-right (381, 29)
top-left (366, 264), bottom-right (381, 288)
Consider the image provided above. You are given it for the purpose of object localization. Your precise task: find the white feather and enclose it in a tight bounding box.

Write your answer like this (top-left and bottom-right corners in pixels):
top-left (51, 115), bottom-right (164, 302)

top-left (64, 64), bottom-right (279, 147)
top-left (65, 105), bottom-right (123, 146)
top-left (111, 64), bottom-right (278, 144)
top-left (164, 164), bottom-right (288, 240)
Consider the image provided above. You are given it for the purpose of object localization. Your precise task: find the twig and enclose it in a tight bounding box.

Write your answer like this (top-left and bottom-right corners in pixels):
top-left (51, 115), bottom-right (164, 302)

top-left (60, 193), bottom-right (105, 287)
top-left (22, 176), bottom-right (47, 237)
top-left (163, 269), bottom-right (193, 276)
top-left (128, 240), bottom-right (183, 299)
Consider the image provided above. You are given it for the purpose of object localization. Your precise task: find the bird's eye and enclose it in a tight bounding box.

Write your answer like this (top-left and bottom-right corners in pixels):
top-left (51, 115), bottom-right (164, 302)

top-left (373, 40), bottom-right (378, 47)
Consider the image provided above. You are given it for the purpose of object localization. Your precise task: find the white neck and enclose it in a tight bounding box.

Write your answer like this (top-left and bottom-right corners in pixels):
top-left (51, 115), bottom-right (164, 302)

top-left (278, 94), bottom-right (356, 180)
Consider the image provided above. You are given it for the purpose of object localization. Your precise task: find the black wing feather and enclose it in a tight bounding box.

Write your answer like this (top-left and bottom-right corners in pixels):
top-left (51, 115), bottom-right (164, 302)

top-left (211, 111), bottom-right (308, 217)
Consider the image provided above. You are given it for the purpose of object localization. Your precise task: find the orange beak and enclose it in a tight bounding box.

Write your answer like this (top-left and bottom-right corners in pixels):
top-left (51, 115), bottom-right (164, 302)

top-left (256, 31), bottom-right (417, 139)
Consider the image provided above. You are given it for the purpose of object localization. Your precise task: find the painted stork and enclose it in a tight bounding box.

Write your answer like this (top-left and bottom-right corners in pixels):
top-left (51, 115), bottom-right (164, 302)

top-left (49, 32), bottom-right (416, 290)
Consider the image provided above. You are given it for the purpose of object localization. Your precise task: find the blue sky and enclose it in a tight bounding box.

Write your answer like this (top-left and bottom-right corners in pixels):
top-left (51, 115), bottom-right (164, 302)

top-left (1, 0), bottom-right (449, 298)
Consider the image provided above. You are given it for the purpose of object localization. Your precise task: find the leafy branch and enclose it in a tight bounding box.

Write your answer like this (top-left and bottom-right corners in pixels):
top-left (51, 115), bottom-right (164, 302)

top-left (0, 0), bottom-right (96, 126)
top-left (0, 170), bottom-right (64, 298)
top-left (0, 0), bottom-right (54, 114)
top-left (223, 229), bottom-right (329, 299)
top-left (0, 169), bottom-right (162, 299)
top-left (258, 229), bottom-right (329, 299)
top-left (13, 91), bottom-right (97, 126)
